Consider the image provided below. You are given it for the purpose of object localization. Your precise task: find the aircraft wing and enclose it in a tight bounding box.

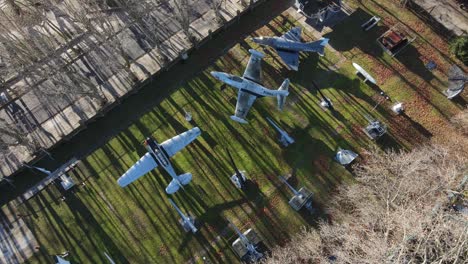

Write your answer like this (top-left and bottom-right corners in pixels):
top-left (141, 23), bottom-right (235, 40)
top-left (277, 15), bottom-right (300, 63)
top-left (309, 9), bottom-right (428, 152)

top-left (243, 49), bottom-right (264, 84)
top-left (282, 27), bottom-right (301, 42)
top-left (160, 127), bottom-right (201, 157)
top-left (234, 90), bottom-right (257, 120)
top-left (276, 50), bottom-right (300, 71)
top-left (117, 152), bottom-right (158, 187)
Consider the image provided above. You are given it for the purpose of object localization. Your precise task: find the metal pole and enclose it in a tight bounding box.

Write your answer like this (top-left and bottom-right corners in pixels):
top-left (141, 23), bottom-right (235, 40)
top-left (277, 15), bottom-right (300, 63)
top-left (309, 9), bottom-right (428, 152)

top-left (279, 176), bottom-right (300, 196)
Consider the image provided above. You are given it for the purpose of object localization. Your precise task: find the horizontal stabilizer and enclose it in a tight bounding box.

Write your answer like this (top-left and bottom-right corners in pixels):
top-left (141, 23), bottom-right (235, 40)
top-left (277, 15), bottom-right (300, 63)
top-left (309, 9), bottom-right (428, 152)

top-left (306, 38), bottom-right (329, 56)
top-left (166, 179), bottom-right (181, 194)
top-left (178, 173), bottom-right (192, 185)
top-left (230, 115), bottom-right (248, 124)
top-left (248, 49), bottom-right (265, 59)
top-left (277, 79), bottom-right (290, 111)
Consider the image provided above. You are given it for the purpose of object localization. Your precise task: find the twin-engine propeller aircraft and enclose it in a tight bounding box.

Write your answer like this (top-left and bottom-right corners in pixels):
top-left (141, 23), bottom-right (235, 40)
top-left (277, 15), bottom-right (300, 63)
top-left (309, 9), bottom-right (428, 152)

top-left (117, 127), bottom-right (201, 194)
top-left (211, 49), bottom-right (290, 124)
top-left (252, 27), bottom-right (329, 71)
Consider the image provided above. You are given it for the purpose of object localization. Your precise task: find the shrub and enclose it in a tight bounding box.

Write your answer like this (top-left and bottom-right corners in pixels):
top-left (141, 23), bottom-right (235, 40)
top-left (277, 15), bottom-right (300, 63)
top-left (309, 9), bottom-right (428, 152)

top-left (449, 36), bottom-right (468, 65)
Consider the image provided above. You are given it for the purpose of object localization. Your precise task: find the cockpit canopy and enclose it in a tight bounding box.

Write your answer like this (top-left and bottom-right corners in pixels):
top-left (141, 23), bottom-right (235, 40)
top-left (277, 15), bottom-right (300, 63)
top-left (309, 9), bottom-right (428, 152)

top-left (228, 75), bottom-right (244, 83)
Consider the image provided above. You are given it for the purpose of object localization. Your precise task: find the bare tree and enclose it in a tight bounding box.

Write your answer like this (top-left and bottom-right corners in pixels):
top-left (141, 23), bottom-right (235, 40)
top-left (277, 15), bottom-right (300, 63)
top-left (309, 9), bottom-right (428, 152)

top-left (4, 0), bottom-right (24, 16)
top-left (36, 64), bottom-right (105, 104)
top-left (451, 107), bottom-right (468, 135)
top-left (0, 117), bottom-right (38, 153)
top-left (400, 0), bottom-right (410, 8)
top-left (209, 0), bottom-right (226, 24)
top-left (172, 0), bottom-right (196, 43)
top-left (240, 0), bottom-right (250, 8)
top-left (264, 110), bottom-right (468, 264)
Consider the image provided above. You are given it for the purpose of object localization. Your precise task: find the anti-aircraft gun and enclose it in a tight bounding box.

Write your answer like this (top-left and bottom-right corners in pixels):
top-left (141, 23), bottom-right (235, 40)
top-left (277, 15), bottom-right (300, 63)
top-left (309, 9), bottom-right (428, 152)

top-left (229, 220), bottom-right (264, 263)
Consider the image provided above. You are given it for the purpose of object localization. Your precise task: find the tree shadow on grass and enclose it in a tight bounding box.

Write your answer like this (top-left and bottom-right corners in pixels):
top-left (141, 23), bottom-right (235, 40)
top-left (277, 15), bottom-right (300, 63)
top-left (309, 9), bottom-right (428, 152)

top-left (323, 8), bottom-right (386, 58)
top-left (62, 192), bottom-right (130, 263)
top-left (396, 44), bottom-right (435, 82)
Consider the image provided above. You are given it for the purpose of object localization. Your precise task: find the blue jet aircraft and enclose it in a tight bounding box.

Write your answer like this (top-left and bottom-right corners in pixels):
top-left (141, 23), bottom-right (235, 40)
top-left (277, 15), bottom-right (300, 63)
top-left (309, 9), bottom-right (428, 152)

top-left (252, 27), bottom-right (329, 71)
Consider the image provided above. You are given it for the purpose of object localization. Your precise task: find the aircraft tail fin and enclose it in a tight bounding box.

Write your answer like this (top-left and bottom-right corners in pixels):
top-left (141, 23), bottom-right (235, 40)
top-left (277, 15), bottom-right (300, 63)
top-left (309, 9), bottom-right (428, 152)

top-left (306, 38), bottom-right (329, 56)
top-left (165, 173), bottom-right (192, 194)
top-left (230, 115), bottom-right (248, 124)
top-left (277, 78), bottom-right (290, 111)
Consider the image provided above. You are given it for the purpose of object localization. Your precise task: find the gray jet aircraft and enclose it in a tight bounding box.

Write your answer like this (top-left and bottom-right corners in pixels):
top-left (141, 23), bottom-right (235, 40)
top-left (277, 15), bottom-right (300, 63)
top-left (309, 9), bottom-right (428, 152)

top-left (252, 27), bottom-right (329, 71)
top-left (211, 49), bottom-right (290, 124)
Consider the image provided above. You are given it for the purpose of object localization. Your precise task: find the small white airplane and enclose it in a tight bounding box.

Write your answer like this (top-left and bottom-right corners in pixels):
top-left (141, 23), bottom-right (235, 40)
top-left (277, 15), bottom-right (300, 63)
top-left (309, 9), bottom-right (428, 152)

top-left (211, 49), bottom-right (290, 124)
top-left (117, 127), bottom-right (201, 194)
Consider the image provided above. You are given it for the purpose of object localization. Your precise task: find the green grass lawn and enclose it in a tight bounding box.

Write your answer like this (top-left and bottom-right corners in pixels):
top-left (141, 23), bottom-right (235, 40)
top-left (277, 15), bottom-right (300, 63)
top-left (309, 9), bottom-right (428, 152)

top-left (14, 2), bottom-right (466, 263)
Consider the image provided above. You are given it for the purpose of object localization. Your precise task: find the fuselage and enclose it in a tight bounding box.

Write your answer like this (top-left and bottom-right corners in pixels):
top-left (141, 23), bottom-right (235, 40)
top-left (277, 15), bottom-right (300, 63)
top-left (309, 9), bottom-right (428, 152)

top-left (144, 138), bottom-right (177, 178)
top-left (176, 207), bottom-right (197, 232)
top-left (253, 37), bottom-right (313, 52)
top-left (211, 72), bottom-right (283, 97)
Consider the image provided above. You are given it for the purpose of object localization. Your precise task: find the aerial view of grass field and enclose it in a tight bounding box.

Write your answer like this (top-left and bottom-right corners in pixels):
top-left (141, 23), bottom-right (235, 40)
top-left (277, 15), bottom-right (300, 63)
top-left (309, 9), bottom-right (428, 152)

top-left (1, 0), bottom-right (466, 263)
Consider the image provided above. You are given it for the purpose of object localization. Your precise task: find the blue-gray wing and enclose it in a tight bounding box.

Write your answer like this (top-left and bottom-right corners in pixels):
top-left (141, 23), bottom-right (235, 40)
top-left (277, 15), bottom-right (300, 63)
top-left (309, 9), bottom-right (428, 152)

top-left (117, 152), bottom-right (158, 187)
top-left (243, 49), bottom-right (264, 84)
top-left (234, 91), bottom-right (257, 120)
top-left (160, 127), bottom-right (201, 157)
top-left (277, 50), bottom-right (300, 71)
top-left (282, 27), bottom-right (301, 42)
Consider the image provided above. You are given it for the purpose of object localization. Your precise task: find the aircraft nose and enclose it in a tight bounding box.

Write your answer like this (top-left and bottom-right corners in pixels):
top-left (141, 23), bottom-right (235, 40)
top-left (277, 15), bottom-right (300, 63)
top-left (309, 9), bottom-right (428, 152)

top-left (210, 71), bottom-right (220, 80)
top-left (210, 71), bottom-right (225, 81)
top-left (251, 37), bottom-right (262, 42)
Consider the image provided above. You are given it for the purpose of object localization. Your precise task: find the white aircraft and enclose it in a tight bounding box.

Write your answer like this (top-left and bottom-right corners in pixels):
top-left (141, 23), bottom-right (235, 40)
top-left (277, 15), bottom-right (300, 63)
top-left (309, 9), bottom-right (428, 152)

top-left (211, 49), bottom-right (290, 124)
top-left (117, 127), bottom-right (201, 194)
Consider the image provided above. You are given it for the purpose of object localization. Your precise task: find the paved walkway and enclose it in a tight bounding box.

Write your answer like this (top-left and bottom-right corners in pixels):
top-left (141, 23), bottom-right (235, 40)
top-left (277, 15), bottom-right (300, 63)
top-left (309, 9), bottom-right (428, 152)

top-left (0, 0), bottom-right (262, 178)
top-left (412, 0), bottom-right (468, 36)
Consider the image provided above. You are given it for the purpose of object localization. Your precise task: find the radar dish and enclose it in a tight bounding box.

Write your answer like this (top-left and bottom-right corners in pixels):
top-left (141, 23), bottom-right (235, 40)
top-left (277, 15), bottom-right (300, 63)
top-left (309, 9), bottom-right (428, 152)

top-left (446, 65), bottom-right (466, 99)
top-left (335, 148), bottom-right (358, 165)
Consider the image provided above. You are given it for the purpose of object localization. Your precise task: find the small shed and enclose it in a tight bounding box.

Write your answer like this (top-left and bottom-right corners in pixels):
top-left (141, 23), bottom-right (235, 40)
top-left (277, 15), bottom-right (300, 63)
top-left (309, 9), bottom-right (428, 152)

top-left (377, 23), bottom-right (416, 57)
